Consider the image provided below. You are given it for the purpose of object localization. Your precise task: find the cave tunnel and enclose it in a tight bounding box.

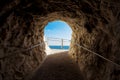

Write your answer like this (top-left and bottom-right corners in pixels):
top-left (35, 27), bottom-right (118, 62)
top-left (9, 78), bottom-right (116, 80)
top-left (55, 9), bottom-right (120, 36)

top-left (0, 0), bottom-right (120, 80)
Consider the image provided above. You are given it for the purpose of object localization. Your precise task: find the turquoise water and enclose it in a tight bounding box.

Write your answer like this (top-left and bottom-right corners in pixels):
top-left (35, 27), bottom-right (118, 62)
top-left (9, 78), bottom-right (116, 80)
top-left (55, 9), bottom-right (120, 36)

top-left (49, 46), bottom-right (70, 50)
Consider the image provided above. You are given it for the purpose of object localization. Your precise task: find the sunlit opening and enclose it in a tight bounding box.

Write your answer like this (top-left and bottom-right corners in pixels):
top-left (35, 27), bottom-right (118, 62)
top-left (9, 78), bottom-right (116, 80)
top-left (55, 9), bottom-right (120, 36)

top-left (44, 20), bottom-right (72, 55)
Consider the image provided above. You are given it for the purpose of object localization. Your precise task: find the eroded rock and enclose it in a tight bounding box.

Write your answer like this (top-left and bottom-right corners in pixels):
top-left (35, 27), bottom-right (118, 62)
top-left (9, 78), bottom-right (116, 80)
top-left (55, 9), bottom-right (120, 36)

top-left (0, 0), bottom-right (120, 80)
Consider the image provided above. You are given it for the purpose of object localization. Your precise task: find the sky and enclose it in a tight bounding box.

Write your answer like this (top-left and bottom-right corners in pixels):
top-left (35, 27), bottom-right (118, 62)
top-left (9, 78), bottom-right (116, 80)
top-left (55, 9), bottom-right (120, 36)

top-left (44, 20), bottom-right (72, 45)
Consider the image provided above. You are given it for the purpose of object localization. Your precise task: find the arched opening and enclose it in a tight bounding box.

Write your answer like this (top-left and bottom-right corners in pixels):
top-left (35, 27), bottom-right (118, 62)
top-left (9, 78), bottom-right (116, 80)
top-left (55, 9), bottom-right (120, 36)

top-left (44, 20), bottom-right (72, 55)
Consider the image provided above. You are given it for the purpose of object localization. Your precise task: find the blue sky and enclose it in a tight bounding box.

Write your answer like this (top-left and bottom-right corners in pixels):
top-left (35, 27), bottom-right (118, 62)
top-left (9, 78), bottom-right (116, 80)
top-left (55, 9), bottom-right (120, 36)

top-left (44, 20), bottom-right (72, 40)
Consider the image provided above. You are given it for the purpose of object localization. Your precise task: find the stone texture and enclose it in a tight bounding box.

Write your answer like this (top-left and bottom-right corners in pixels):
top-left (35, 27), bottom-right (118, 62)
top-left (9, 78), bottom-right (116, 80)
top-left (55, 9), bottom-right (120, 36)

top-left (0, 0), bottom-right (120, 80)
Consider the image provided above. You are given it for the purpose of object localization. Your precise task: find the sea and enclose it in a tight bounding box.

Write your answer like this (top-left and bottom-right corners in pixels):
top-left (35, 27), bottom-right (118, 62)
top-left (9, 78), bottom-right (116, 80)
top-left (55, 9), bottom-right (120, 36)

top-left (49, 46), bottom-right (70, 50)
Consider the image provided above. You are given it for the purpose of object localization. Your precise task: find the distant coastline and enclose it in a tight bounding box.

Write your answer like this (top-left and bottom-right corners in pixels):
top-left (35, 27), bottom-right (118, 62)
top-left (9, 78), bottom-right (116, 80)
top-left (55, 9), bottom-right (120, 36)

top-left (49, 45), bottom-right (69, 50)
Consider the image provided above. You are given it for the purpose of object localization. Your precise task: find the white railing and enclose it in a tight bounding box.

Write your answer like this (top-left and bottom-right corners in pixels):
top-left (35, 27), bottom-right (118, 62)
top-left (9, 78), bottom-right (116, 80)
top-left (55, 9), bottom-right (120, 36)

top-left (1, 37), bottom-right (120, 68)
top-left (45, 37), bottom-right (71, 49)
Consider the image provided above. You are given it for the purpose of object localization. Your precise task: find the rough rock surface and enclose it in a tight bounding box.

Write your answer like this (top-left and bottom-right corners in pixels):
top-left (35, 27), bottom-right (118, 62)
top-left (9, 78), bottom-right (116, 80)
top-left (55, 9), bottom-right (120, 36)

top-left (0, 0), bottom-right (120, 80)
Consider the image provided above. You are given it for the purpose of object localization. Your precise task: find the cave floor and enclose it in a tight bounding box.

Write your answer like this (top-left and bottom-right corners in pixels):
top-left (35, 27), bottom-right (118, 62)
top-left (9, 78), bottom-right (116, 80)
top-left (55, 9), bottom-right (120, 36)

top-left (30, 51), bottom-right (84, 80)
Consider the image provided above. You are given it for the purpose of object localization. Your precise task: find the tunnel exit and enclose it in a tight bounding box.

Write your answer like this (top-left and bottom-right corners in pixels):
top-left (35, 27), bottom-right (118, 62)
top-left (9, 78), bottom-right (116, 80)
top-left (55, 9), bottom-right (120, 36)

top-left (44, 20), bottom-right (72, 55)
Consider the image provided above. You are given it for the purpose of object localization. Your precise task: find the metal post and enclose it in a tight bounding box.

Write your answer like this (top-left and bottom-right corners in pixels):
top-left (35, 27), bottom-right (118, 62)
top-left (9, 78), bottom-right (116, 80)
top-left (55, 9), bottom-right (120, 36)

top-left (61, 39), bottom-right (63, 49)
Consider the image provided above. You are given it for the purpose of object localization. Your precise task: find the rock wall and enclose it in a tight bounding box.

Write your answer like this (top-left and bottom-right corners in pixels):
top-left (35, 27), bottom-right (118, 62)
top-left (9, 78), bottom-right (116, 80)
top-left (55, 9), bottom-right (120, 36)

top-left (0, 0), bottom-right (120, 80)
top-left (0, 10), bottom-right (46, 80)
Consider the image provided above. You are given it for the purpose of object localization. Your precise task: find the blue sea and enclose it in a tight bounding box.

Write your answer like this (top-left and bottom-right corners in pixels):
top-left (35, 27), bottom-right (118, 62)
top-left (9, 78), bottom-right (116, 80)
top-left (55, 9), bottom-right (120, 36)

top-left (49, 46), bottom-right (70, 50)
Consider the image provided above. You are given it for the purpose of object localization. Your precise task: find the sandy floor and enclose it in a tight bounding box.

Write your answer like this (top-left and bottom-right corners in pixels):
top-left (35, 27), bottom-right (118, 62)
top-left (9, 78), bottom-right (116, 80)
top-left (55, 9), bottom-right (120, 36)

top-left (45, 49), bottom-right (68, 55)
top-left (30, 51), bottom-right (84, 80)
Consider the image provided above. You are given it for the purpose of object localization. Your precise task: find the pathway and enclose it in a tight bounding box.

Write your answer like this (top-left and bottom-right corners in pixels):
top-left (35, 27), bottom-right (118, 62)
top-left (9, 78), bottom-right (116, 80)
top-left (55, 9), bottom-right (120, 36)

top-left (30, 51), bottom-right (84, 80)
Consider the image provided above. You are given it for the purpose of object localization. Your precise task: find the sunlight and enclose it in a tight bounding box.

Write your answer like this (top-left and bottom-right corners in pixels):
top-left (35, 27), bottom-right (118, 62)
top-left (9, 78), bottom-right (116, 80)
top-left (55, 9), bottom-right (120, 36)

top-left (44, 20), bottom-right (72, 55)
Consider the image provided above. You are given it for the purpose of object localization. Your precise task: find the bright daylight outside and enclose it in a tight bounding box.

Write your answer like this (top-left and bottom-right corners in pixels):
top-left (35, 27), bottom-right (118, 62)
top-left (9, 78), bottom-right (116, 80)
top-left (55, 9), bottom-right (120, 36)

top-left (44, 20), bottom-right (72, 55)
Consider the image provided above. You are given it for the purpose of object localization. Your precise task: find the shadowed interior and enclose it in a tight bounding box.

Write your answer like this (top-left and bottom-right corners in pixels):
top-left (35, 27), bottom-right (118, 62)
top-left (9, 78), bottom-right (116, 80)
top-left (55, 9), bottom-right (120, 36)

top-left (0, 0), bottom-right (120, 80)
